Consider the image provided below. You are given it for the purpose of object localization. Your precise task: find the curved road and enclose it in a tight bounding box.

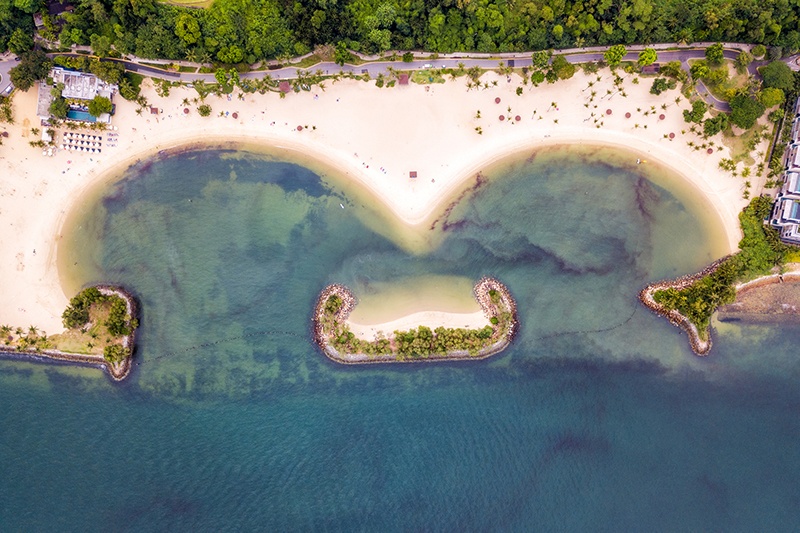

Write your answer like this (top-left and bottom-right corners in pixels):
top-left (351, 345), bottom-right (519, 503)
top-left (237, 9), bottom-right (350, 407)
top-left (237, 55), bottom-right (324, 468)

top-left (2, 44), bottom-right (795, 113)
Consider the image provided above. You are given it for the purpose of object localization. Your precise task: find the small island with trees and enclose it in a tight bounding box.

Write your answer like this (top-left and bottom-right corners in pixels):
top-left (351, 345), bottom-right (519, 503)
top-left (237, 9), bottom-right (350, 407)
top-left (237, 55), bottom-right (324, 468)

top-left (313, 277), bottom-right (518, 364)
top-left (0, 286), bottom-right (139, 381)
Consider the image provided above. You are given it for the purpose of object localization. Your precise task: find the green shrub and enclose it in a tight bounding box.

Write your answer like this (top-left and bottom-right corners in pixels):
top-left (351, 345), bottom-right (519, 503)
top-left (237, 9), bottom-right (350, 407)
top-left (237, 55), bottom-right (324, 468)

top-left (62, 287), bottom-right (104, 329)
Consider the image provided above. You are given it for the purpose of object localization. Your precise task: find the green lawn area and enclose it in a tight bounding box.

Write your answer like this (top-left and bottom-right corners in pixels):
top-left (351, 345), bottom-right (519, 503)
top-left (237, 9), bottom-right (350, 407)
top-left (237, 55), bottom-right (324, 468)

top-left (721, 123), bottom-right (770, 165)
top-left (690, 59), bottom-right (749, 102)
top-left (160, 0), bottom-right (214, 8)
top-left (411, 69), bottom-right (445, 84)
top-left (179, 65), bottom-right (197, 73)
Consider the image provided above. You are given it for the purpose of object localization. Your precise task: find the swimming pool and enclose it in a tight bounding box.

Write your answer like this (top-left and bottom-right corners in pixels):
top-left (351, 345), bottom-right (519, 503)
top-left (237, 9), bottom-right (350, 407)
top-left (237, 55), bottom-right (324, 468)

top-left (66, 109), bottom-right (96, 122)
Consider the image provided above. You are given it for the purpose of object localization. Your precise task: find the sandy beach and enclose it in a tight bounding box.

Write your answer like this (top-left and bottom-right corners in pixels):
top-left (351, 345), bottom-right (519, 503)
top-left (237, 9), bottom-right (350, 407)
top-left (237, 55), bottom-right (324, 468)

top-left (348, 310), bottom-right (490, 341)
top-left (0, 67), bottom-right (760, 335)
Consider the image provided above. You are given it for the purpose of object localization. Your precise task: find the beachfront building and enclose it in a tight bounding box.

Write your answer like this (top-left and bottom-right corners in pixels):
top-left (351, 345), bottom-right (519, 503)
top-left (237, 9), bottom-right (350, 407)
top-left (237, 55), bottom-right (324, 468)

top-left (36, 67), bottom-right (117, 124)
top-left (787, 135), bottom-right (800, 172)
top-left (771, 171), bottom-right (800, 243)
top-left (770, 98), bottom-right (800, 244)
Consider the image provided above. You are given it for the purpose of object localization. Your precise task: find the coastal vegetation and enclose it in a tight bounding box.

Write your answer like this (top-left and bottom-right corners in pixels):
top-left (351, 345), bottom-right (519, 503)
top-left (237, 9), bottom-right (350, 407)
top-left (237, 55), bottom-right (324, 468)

top-left (314, 279), bottom-right (517, 363)
top-left (1, 286), bottom-right (138, 379)
top-left (648, 196), bottom-right (789, 341)
top-left (4, 0), bottom-right (800, 67)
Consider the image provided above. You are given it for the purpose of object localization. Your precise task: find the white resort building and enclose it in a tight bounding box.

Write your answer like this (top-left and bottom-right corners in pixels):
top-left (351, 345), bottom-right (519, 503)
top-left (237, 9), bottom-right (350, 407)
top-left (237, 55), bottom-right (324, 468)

top-left (36, 67), bottom-right (117, 124)
top-left (771, 98), bottom-right (800, 244)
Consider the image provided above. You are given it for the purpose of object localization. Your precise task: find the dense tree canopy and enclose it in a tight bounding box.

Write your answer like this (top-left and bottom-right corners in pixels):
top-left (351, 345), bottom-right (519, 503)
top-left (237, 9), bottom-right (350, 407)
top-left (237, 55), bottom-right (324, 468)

top-left (760, 61), bottom-right (795, 92)
top-left (7, 0), bottom-right (800, 63)
top-left (730, 93), bottom-right (765, 129)
top-left (9, 50), bottom-right (51, 90)
top-left (87, 95), bottom-right (113, 117)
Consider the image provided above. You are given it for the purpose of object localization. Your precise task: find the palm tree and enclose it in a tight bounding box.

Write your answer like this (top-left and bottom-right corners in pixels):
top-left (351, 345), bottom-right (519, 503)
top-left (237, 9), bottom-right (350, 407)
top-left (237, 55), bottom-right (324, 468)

top-left (28, 325), bottom-right (37, 336)
top-left (185, 49), bottom-right (197, 64)
top-left (675, 96), bottom-right (681, 105)
top-left (181, 98), bottom-right (190, 106)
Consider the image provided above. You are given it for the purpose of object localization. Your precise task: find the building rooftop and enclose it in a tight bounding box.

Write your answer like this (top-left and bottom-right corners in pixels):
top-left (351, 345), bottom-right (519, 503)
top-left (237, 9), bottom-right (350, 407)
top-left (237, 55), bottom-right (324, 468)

top-left (53, 68), bottom-right (101, 100)
top-left (788, 144), bottom-right (800, 171)
top-left (783, 172), bottom-right (800, 196)
top-left (36, 83), bottom-right (54, 119)
top-left (792, 116), bottom-right (800, 144)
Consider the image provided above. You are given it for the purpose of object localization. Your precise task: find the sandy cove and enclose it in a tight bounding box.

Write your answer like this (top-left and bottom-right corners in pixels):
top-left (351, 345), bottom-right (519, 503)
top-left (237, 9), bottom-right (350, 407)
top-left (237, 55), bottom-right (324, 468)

top-left (0, 67), bottom-right (760, 335)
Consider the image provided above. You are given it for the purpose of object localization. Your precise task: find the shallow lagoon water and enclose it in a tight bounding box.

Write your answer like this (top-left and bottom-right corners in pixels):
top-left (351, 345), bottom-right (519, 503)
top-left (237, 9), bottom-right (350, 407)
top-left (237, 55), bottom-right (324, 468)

top-left (2, 145), bottom-right (799, 530)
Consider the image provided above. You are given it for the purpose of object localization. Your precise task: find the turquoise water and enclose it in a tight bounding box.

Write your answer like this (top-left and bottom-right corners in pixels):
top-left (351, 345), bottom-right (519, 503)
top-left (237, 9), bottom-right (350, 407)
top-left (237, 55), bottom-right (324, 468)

top-left (66, 109), bottom-right (97, 122)
top-left (2, 145), bottom-right (800, 530)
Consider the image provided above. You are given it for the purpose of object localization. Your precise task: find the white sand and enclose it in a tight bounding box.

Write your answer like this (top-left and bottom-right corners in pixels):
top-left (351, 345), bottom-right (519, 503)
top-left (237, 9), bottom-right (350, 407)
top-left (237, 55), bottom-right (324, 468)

top-left (0, 68), bottom-right (764, 335)
top-left (348, 310), bottom-right (490, 341)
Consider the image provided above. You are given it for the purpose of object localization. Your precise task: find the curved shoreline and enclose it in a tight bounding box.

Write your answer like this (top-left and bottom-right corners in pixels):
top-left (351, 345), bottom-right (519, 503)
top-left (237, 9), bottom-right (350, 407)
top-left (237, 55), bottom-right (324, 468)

top-left (313, 277), bottom-right (518, 364)
top-left (638, 256), bottom-right (731, 355)
top-left (2, 70), bottom-right (748, 340)
top-left (0, 285), bottom-right (138, 381)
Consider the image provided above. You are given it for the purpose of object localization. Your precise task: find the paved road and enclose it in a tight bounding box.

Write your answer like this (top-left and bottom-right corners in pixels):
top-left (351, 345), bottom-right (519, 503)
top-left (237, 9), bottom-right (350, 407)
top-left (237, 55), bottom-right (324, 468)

top-left (0, 52), bottom-right (17, 95)
top-left (2, 45), bottom-right (795, 113)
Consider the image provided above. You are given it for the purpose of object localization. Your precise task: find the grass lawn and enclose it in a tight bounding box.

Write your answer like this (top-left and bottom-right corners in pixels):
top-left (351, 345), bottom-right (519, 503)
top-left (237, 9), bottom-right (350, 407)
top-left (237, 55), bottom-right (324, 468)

top-left (690, 59), bottom-right (749, 102)
top-left (48, 299), bottom-right (122, 355)
top-left (160, 0), bottom-right (214, 7)
top-left (411, 69), bottom-right (446, 84)
top-left (721, 123), bottom-right (770, 165)
top-left (1, 299), bottom-right (125, 356)
top-left (126, 72), bottom-right (144, 87)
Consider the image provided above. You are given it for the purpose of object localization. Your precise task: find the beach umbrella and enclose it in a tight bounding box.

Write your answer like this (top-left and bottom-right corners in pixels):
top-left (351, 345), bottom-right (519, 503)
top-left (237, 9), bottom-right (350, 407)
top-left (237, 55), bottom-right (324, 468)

top-left (669, 133), bottom-right (675, 139)
top-left (183, 108), bottom-right (189, 114)
top-left (515, 115), bottom-right (521, 122)
top-left (606, 109), bottom-right (612, 115)
top-left (495, 97), bottom-right (501, 104)
top-left (659, 114), bottom-right (665, 120)
top-left (498, 115), bottom-right (505, 121)
top-left (232, 112), bottom-right (238, 119)
top-left (707, 148), bottom-right (714, 154)
top-left (625, 112), bottom-right (631, 118)
top-left (297, 125), bottom-right (303, 131)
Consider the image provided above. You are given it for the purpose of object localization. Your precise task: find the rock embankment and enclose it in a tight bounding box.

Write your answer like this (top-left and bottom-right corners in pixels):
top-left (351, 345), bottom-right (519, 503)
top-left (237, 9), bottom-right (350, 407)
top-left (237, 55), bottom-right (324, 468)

top-left (313, 277), bottom-right (518, 364)
top-left (638, 257), bottom-right (730, 356)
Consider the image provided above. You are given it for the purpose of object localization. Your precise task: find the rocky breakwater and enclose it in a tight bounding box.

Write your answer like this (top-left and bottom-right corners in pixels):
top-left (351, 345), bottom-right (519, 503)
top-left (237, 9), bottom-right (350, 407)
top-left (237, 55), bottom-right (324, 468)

top-left (638, 257), bottom-right (729, 356)
top-left (313, 277), bottom-right (518, 364)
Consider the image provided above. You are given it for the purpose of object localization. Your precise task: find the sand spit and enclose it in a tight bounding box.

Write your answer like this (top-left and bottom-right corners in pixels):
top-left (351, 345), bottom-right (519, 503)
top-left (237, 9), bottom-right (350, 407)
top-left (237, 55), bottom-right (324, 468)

top-left (313, 277), bottom-right (517, 364)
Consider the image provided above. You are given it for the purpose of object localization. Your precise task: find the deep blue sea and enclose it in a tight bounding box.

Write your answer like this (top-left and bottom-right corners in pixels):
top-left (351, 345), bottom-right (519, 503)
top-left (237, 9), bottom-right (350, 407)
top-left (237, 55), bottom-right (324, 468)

top-left (1, 145), bottom-right (799, 531)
